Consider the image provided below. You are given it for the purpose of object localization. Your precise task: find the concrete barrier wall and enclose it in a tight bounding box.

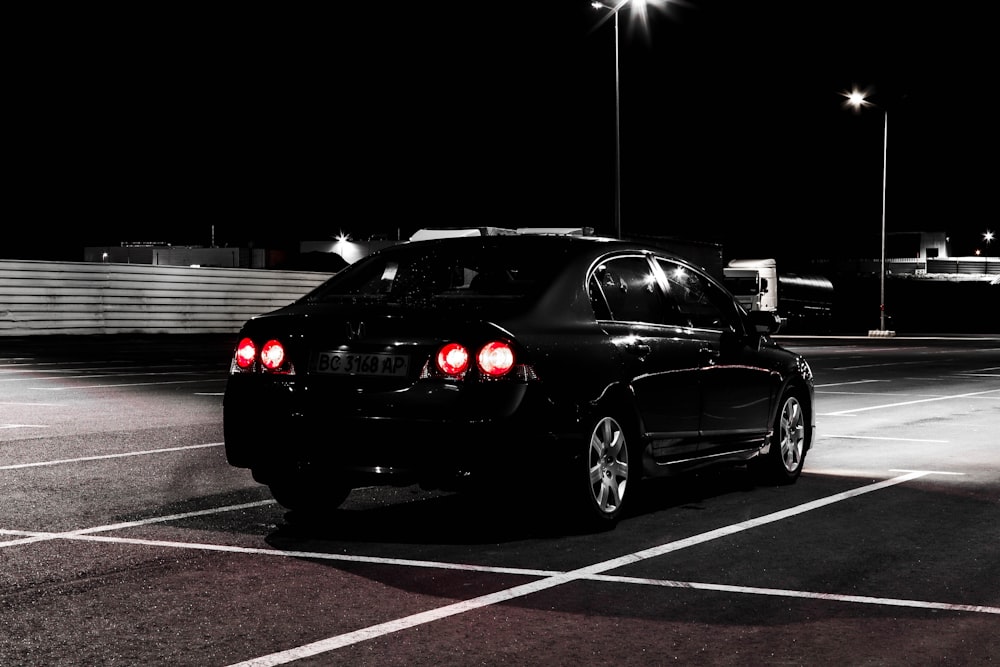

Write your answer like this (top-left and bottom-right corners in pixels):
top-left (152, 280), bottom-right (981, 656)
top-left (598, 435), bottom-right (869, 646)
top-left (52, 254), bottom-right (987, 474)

top-left (926, 258), bottom-right (1000, 275)
top-left (0, 260), bottom-right (333, 336)
top-left (3, 259), bottom-right (996, 337)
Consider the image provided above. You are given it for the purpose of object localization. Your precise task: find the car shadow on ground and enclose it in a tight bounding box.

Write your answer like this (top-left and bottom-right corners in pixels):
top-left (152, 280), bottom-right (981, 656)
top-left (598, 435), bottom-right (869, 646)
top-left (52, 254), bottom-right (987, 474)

top-left (263, 465), bottom-right (762, 548)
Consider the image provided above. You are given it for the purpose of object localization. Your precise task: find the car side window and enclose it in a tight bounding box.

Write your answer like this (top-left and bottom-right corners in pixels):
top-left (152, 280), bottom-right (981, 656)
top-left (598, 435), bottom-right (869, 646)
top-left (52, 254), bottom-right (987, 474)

top-left (655, 258), bottom-right (738, 331)
top-left (589, 256), bottom-right (664, 324)
top-left (588, 273), bottom-right (613, 320)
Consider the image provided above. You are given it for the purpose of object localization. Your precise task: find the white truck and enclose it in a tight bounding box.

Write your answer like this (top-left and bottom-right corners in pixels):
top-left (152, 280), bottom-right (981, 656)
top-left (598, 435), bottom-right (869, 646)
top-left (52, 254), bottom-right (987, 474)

top-left (723, 259), bottom-right (835, 333)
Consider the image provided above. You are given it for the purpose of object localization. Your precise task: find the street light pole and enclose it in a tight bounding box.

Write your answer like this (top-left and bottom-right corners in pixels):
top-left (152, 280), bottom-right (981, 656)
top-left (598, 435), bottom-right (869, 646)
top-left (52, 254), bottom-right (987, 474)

top-left (985, 230), bottom-right (995, 274)
top-left (843, 87), bottom-right (893, 334)
top-left (879, 109), bottom-right (888, 332)
top-left (592, 0), bottom-right (631, 240)
top-left (613, 6), bottom-right (622, 240)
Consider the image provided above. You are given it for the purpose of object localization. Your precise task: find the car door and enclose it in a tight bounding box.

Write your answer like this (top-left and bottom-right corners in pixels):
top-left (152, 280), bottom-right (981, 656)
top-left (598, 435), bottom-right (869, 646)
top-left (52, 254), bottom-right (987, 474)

top-left (654, 257), bottom-right (774, 454)
top-left (588, 254), bottom-right (703, 461)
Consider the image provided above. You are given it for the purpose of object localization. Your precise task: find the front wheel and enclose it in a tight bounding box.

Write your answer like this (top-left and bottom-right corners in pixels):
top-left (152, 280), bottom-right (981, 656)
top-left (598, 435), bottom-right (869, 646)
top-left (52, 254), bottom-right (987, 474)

top-left (755, 392), bottom-right (808, 484)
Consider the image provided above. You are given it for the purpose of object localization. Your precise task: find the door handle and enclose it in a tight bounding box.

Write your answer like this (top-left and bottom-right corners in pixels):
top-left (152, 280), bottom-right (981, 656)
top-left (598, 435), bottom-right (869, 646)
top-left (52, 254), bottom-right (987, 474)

top-left (624, 340), bottom-right (651, 357)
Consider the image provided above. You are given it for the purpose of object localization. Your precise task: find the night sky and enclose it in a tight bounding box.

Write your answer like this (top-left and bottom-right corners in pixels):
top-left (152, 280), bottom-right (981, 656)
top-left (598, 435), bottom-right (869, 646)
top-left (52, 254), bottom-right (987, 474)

top-left (8, 1), bottom-right (996, 263)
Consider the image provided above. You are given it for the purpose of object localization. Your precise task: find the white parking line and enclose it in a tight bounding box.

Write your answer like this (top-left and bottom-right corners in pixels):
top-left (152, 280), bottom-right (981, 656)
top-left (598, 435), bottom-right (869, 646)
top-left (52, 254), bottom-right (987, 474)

top-left (1, 363), bottom-right (180, 371)
top-left (825, 387), bottom-right (1000, 416)
top-left (215, 470), bottom-right (996, 667)
top-left (815, 380), bottom-right (885, 388)
top-left (37, 378), bottom-right (225, 390)
top-left (2, 468), bottom-right (995, 664)
top-left (818, 391), bottom-right (944, 397)
top-left (0, 500), bottom-right (276, 547)
top-left (822, 434), bottom-right (949, 443)
top-left (0, 401), bottom-right (61, 406)
top-left (832, 360), bottom-right (928, 371)
top-left (589, 574), bottom-right (999, 615)
top-left (6, 524), bottom-right (991, 618)
top-left (0, 442), bottom-right (224, 470)
top-left (0, 369), bottom-right (213, 382)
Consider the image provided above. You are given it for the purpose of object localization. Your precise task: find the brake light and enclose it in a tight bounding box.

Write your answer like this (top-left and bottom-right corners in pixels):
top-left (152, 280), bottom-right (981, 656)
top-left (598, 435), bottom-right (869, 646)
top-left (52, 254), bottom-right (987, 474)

top-left (427, 340), bottom-right (526, 381)
top-left (260, 339), bottom-right (286, 370)
top-left (235, 337), bottom-right (256, 369)
top-left (437, 342), bottom-right (469, 375)
top-left (477, 341), bottom-right (514, 377)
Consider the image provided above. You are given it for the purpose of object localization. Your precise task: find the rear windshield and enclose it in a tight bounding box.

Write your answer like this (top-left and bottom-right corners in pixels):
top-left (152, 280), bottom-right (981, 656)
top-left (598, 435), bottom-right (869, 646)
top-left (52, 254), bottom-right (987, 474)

top-left (304, 241), bottom-right (566, 306)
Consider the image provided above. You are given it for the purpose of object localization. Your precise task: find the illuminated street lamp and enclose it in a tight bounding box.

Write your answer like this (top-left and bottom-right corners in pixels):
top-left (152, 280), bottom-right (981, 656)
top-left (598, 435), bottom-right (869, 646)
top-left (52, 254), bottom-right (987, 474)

top-left (843, 87), bottom-right (891, 333)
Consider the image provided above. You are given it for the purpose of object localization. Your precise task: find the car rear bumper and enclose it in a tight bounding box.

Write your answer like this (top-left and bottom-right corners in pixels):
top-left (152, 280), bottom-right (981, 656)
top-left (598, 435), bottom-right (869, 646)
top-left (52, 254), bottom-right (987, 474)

top-left (223, 377), bottom-right (576, 488)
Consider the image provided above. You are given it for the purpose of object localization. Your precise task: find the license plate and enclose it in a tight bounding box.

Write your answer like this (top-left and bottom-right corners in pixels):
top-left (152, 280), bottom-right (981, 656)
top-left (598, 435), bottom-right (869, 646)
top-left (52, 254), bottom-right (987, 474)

top-left (314, 351), bottom-right (409, 376)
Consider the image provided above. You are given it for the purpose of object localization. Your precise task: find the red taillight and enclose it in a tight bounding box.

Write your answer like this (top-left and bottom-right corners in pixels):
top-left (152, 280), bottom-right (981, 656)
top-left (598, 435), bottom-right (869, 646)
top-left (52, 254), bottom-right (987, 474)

top-left (436, 342), bottom-right (469, 376)
top-left (235, 337), bottom-right (256, 369)
top-left (433, 340), bottom-right (517, 378)
top-left (232, 336), bottom-right (294, 375)
top-left (477, 341), bottom-right (514, 377)
top-left (260, 339), bottom-right (285, 370)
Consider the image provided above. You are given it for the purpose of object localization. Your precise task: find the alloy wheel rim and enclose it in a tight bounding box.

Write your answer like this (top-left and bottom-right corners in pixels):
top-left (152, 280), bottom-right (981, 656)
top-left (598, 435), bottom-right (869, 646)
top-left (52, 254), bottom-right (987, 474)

top-left (589, 417), bottom-right (629, 514)
top-left (780, 397), bottom-right (805, 472)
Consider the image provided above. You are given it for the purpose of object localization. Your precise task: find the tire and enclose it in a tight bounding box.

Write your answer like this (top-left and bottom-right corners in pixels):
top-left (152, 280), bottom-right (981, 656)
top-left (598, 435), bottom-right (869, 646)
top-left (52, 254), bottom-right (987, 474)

top-left (571, 415), bottom-right (634, 528)
top-left (755, 391), bottom-right (808, 484)
top-left (267, 476), bottom-right (351, 514)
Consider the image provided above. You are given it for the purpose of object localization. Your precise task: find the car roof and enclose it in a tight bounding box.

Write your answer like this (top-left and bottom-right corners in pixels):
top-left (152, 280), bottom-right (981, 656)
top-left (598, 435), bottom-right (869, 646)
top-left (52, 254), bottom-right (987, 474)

top-left (386, 233), bottom-right (705, 270)
top-left (396, 232), bottom-right (682, 256)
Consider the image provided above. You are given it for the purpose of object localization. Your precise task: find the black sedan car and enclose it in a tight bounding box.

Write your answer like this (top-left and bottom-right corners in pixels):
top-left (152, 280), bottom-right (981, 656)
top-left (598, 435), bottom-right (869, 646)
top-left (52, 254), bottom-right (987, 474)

top-left (223, 233), bottom-right (815, 528)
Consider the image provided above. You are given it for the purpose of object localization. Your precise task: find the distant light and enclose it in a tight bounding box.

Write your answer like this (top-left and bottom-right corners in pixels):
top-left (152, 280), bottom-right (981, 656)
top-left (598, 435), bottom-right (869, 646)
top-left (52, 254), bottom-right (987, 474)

top-left (841, 86), bottom-right (874, 113)
top-left (985, 230), bottom-right (995, 244)
top-left (336, 231), bottom-right (351, 243)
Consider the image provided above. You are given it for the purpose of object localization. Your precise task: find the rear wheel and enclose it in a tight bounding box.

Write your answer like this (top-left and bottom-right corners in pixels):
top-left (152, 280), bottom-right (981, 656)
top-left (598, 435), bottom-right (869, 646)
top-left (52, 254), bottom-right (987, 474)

top-left (569, 415), bottom-right (634, 528)
top-left (755, 392), bottom-right (808, 484)
top-left (266, 474), bottom-right (351, 514)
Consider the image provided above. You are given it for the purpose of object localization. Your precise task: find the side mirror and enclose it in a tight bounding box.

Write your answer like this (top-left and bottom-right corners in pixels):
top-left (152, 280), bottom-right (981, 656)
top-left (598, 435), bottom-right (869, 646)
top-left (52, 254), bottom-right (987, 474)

top-left (748, 310), bottom-right (784, 335)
